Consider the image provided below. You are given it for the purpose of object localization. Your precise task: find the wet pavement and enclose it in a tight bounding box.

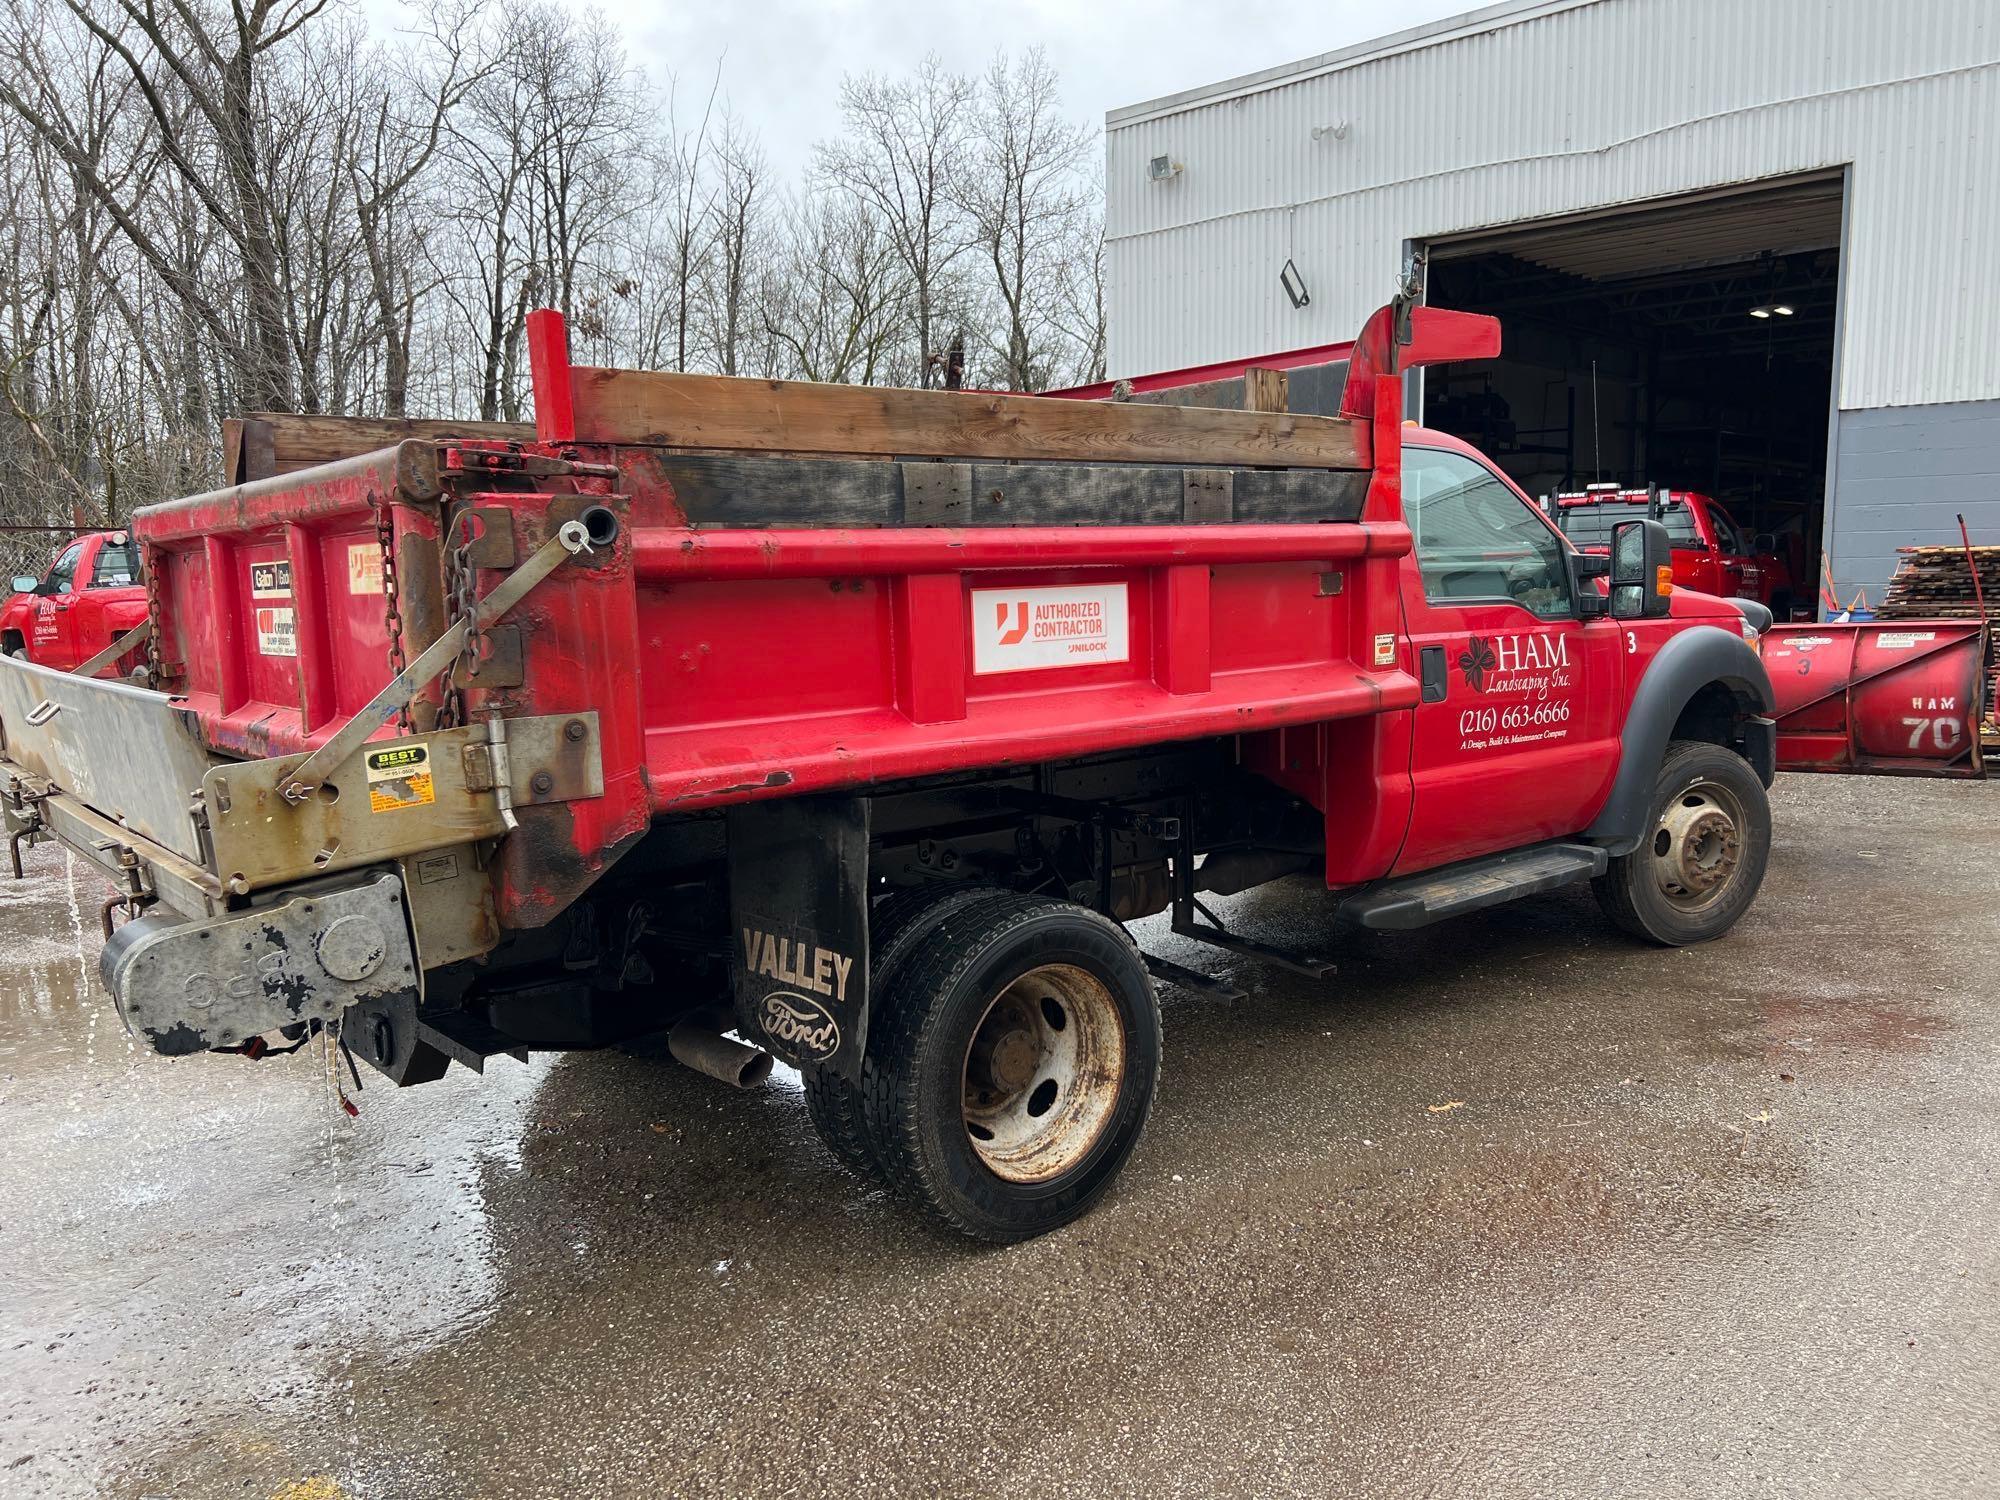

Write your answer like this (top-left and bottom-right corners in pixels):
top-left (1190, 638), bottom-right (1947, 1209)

top-left (2, 773), bottom-right (1997, 1498)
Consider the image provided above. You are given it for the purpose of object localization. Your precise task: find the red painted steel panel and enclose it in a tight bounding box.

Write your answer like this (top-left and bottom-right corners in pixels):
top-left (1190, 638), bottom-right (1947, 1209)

top-left (1765, 621), bottom-right (1987, 777)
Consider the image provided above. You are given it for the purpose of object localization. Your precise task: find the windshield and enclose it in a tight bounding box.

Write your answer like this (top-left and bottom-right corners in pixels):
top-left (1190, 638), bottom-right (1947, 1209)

top-left (1555, 499), bottom-right (1702, 548)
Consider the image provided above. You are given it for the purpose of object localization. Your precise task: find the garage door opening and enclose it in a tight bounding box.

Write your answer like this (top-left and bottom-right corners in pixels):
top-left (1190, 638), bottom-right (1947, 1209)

top-left (1422, 173), bottom-right (1844, 618)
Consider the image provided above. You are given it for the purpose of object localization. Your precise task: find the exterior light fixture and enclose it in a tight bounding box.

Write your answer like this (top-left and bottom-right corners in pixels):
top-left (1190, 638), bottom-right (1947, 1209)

top-left (1279, 258), bottom-right (1310, 309)
top-left (1148, 155), bottom-right (1182, 182)
top-left (1771, 303), bottom-right (1795, 316)
top-left (1748, 303), bottom-right (1795, 319)
top-left (1749, 306), bottom-right (1772, 319)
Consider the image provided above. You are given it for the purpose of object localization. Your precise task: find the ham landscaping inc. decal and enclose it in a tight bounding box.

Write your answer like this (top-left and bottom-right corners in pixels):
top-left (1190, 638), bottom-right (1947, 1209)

top-left (1456, 632), bottom-right (1575, 751)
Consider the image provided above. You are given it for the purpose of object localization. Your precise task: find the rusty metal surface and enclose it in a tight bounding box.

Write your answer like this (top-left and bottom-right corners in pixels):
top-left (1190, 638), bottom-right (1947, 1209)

top-left (398, 842), bottom-right (500, 969)
top-left (0, 654), bottom-right (221, 862)
top-left (205, 725), bottom-right (507, 893)
top-left (203, 713), bottom-right (603, 894)
top-left (133, 442), bottom-right (441, 540)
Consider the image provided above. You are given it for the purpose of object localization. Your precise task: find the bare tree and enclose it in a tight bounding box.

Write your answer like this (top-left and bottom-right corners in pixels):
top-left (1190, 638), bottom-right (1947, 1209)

top-left (817, 55), bottom-right (973, 387)
top-left (699, 113), bottom-right (765, 376)
top-left (762, 188), bottom-right (909, 385)
top-left (0, 4), bottom-right (1110, 544)
top-left (957, 49), bottom-right (1093, 392)
top-left (341, 4), bottom-right (487, 416)
top-left (0, 0), bottom-right (343, 410)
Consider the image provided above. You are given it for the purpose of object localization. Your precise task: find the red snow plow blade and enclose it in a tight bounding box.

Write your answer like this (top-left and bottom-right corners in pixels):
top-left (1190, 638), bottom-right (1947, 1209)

top-left (1765, 621), bottom-right (1989, 778)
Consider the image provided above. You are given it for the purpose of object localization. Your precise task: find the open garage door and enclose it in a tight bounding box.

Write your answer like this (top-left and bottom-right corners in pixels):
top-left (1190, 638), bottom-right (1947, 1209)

top-left (1422, 173), bottom-right (1843, 621)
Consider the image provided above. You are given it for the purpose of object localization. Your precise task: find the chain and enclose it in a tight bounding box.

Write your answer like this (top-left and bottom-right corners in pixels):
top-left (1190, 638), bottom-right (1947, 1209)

top-left (141, 545), bottom-right (164, 688)
top-left (436, 509), bottom-right (479, 731)
top-left (372, 492), bottom-right (412, 734)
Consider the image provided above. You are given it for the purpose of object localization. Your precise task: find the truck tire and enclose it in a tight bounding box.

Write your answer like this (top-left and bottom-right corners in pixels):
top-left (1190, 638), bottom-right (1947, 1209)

top-left (802, 884), bottom-right (1001, 1185)
top-left (1593, 739), bottom-right (1771, 946)
top-left (862, 892), bottom-right (1161, 1242)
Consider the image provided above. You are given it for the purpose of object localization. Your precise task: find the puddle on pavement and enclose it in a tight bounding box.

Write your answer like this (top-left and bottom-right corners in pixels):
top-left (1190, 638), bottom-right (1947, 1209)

top-left (0, 845), bottom-right (553, 1499)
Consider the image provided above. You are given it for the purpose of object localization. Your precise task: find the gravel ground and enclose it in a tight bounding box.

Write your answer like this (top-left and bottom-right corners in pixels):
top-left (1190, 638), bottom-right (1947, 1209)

top-left (1, 772), bottom-right (1995, 1499)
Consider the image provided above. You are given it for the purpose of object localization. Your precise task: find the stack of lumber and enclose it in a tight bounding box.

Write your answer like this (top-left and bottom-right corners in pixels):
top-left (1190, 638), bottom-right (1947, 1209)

top-left (1878, 545), bottom-right (2000, 743)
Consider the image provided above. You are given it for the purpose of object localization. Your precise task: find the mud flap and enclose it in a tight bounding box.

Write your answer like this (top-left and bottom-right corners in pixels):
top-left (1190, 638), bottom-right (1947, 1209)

top-left (727, 795), bottom-right (871, 1082)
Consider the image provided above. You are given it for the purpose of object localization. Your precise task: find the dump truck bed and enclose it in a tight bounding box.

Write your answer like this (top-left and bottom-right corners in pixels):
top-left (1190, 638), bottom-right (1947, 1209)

top-left (0, 307), bottom-right (1416, 962)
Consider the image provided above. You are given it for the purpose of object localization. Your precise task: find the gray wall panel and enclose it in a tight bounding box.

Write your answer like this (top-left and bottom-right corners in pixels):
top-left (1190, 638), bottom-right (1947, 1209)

top-left (1826, 401), bottom-right (2000, 610)
top-left (1105, 0), bottom-right (2000, 411)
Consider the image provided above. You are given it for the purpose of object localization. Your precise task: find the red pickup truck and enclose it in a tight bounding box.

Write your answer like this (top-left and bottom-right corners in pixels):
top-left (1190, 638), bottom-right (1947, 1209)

top-left (1552, 485), bottom-right (1801, 619)
top-left (0, 531), bottom-right (148, 672)
top-left (0, 299), bottom-right (1782, 1242)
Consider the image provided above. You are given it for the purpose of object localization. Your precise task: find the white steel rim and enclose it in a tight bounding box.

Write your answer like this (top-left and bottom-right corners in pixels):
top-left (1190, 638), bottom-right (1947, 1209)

top-left (961, 963), bottom-right (1126, 1184)
top-left (1650, 779), bottom-right (1745, 912)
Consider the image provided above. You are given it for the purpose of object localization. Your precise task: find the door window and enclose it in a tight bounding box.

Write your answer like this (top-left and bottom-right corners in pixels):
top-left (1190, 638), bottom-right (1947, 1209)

top-left (1404, 448), bottom-right (1571, 620)
top-left (43, 542), bottom-right (86, 594)
top-left (91, 540), bottom-right (139, 588)
top-left (1707, 507), bottom-right (1746, 556)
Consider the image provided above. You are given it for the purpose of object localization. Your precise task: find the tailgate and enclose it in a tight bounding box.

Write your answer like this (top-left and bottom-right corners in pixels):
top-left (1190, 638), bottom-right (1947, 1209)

top-left (132, 442), bottom-right (446, 761)
top-left (0, 654), bottom-right (221, 861)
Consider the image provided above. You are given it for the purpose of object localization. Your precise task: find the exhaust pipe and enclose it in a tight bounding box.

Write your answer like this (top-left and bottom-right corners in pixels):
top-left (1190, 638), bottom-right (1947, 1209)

top-left (668, 1018), bottom-right (774, 1089)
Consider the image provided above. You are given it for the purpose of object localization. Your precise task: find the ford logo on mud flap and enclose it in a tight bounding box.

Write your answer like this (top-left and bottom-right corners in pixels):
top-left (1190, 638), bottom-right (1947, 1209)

top-left (759, 991), bottom-right (841, 1062)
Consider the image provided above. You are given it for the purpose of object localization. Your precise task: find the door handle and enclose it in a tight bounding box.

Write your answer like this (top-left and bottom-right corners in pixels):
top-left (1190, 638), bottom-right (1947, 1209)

top-left (1420, 645), bottom-right (1448, 703)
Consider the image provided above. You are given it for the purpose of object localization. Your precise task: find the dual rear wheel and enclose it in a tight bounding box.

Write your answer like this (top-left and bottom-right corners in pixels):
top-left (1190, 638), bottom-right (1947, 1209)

top-left (803, 889), bottom-right (1161, 1243)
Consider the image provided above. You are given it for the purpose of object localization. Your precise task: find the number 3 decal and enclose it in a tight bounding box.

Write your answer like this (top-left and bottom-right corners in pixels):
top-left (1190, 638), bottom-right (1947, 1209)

top-left (1625, 630), bottom-right (1638, 654)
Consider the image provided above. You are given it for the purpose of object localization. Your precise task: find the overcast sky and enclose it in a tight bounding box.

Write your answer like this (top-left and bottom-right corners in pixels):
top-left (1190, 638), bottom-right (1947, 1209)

top-left (508, 0), bottom-right (1475, 177)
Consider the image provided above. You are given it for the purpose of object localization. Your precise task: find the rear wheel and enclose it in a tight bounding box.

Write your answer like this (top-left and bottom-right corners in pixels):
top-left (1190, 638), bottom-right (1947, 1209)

top-left (862, 893), bottom-right (1160, 1242)
top-left (1594, 739), bottom-right (1771, 945)
top-left (801, 884), bottom-right (1000, 1185)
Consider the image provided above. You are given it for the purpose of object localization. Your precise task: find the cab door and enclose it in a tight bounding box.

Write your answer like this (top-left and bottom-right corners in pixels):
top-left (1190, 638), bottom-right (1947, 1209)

top-left (31, 540), bottom-right (88, 669)
top-left (1393, 445), bottom-right (1625, 875)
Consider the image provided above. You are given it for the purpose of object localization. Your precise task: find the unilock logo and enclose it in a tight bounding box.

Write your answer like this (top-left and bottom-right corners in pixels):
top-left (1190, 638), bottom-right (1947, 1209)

top-left (742, 927), bottom-right (854, 1062)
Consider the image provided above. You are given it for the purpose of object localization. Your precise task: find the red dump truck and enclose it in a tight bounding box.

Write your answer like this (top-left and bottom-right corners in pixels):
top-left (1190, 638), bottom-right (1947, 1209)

top-left (0, 299), bottom-right (1784, 1241)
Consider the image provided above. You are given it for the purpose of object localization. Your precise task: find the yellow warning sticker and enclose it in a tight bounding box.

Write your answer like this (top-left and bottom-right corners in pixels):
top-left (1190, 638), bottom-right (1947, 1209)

top-left (364, 743), bottom-right (435, 813)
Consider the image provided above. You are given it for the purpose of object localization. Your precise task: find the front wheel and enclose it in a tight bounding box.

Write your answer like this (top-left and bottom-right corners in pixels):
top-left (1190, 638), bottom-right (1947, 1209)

top-left (1594, 739), bottom-right (1771, 946)
top-left (862, 893), bottom-right (1161, 1242)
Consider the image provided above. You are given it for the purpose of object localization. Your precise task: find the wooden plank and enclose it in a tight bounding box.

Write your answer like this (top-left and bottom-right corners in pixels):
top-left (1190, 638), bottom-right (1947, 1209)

top-left (1244, 367), bottom-right (1289, 414)
top-left (233, 413), bottom-right (535, 477)
top-left (570, 367), bottom-right (1370, 470)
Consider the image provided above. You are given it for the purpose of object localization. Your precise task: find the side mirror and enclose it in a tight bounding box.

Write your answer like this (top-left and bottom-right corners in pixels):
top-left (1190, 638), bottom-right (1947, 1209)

top-left (10, 576), bottom-right (39, 594)
top-left (1752, 533), bottom-right (1777, 554)
top-left (1610, 518), bottom-right (1674, 619)
top-left (1567, 551), bottom-right (1609, 617)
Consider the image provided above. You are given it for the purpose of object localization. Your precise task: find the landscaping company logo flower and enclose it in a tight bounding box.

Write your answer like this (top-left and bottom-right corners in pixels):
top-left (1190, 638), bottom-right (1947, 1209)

top-left (1458, 636), bottom-right (1497, 693)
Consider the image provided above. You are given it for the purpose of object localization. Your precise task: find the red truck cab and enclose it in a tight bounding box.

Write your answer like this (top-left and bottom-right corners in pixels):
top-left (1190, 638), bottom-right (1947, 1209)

top-left (1551, 485), bottom-right (1799, 618)
top-left (0, 531), bottom-right (148, 673)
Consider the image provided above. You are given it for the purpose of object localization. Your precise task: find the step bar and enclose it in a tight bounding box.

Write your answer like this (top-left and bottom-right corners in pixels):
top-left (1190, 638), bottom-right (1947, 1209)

top-left (1337, 842), bottom-right (1608, 931)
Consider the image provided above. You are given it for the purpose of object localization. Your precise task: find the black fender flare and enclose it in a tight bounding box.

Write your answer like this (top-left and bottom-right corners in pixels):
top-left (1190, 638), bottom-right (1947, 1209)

top-left (1586, 624), bottom-right (1777, 856)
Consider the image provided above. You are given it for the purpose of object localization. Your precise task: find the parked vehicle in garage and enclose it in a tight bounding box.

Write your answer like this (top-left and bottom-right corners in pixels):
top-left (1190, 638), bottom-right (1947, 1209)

top-left (0, 531), bottom-right (148, 673)
top-left (0, 300), bottom-right (1782, 1241)
top-left (1551, 485), bottom-right (1802, 618)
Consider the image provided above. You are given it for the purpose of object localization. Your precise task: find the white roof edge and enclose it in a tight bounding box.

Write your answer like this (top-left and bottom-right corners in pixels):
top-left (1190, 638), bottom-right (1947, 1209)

top-left (1105, 0), bottom-right (1606, 129)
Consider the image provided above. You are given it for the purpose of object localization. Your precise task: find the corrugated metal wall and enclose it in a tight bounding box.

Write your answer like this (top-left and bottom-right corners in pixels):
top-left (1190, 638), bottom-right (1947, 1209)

top-left (1104, 0), bottom-right (2000, 412)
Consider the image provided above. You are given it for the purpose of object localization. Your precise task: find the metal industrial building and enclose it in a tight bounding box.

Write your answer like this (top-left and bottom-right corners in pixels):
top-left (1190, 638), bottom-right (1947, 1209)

top-left (1102, 0), bottom-right (1999, 611)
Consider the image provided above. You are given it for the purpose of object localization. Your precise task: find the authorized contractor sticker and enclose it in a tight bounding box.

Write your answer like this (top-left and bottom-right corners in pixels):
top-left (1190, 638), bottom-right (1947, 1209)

top-left (365, 743), bottom-right (436, 813)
